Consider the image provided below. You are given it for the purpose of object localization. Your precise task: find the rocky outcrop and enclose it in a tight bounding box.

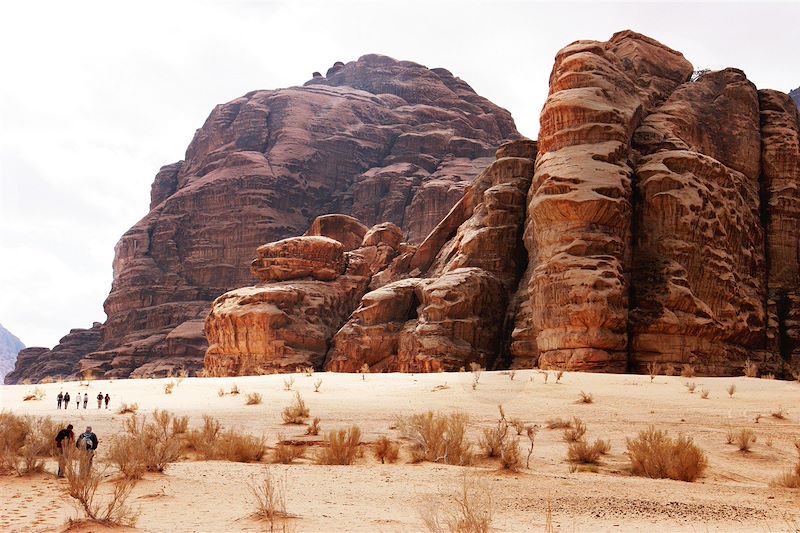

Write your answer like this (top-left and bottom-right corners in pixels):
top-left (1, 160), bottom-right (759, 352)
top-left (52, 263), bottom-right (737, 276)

top-left (0, 324), bottom-right (24, 381)
top-left (7, 55), bottom-right (518, 382)
top-left (204, 216), bottom-right (403, 374)
top-left (204, 139), bottom-right (534, 375)
top-left (4, 323), bottom-right (102, 384)
top-left (790, 87), bottom-right (800, 109)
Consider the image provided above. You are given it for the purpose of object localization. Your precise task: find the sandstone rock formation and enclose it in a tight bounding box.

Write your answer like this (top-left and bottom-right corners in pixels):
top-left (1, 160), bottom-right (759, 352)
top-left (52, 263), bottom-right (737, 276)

top-left (4, 323), bottom-right (101, 384)
top-left (790, 87), bottom-right (800, 108)
top-left (204, 216), bottom-right (404, 374)
top-left (0, 323), bottom-right (24, 381)
top-left (6, 56), bottom-right (518, 382)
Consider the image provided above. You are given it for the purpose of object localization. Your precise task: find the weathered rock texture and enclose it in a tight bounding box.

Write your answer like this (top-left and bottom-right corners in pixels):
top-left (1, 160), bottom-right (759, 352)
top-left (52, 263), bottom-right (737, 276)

top-left (5, 324), bottom-right (101, 384)
top-left (6, 56), bottom-right (518, 382)
top-left (510, 31), bottom-right (799, 376)
top-left (790, 87), bottom-right (800, 109)
top-left (0, 323), bottom-right (24, 381)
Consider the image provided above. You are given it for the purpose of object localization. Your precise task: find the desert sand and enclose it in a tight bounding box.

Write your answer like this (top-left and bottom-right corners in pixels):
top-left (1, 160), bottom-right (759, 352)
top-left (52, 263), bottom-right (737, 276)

top-left (1, 370), bottom-right (799, 532)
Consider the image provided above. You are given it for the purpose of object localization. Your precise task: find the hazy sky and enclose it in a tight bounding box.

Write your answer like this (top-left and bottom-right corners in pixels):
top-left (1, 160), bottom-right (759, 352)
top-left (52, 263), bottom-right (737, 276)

top-left (1, 0), bottom-right (798, 349)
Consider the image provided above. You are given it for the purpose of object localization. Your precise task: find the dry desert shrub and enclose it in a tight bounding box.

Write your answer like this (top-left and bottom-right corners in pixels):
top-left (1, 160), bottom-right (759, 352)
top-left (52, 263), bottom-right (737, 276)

top-left (39, 376), bottom-right (54, 384)
top-left (164, 381), bottom-right (175, 394)
top-left (283, 377), bottom-right (295, 391)
top-left (469, 362), bottom-right (482, 390)
top-left (216, 430), bottom-right (267, 462)
top-left (567, 440), bottom-right (604, 465)
top-left (249, 467), bottom-right (292, 532)
top-left (217, 388), bottom-right (226, 397)
top-left (303, 367), bottom-right (314, 377)
top-left (172, 415), bottom-right (189, 435)
top-left (22, 387), bottom-right (46, 401)
top-left (546, 417), bottom-right (572, 430)
top-left (681, 364), bottom-right (696, 378)
top-left (246, 392), bottom-right (263, 405)
top-left (771, 440), bottom-right (800, 489)
top-left (0, 412), bottom-right (56, 475)
top-left (272, 436), bottom-right (305, 464)
top-left (63, 448), bottom-right (139, 527)
top-left (478, 406), bottom-right (508, 458)
top-left (555, 370), bottom-right (564, 383)
top-left (398, 411), bottom-right (473, 465)
top-left (508, 370), bottom-right (516, 381)
top-left (647, 362), bottom-right (660, 382)
top-left (316, 426), bottom-right (361, 465)
top-left (374, 436), bottom-right (400, 464)
top-left (763, 373), bottom-right (776, 380)
top-left (684, 381), bottom-right (696, 394)
top-left (525, 425), bottom-right (540, 469)
top-left (735, 428), bottom-right (757, 452)
top-left (577, 391), bottom-right (594, 403)
top-left (230, 383), bottom-right (240, 395)
top-left (313, 379), bottom-right (322, 392)
top-left (109, 410), bottom-right (183, 477)
top-left (727, 383), bottom-right (737, 398)
top-left (420, 475), bottom-right (492, 533)
top-left (499, 435), bottom-right (523, 472)
top-left (563, 418), bottom-right (587, 443)
top-left (509, 418), bottom-right (525, 436)
top-left (282, 392), bottom-right (310, 424)
top-left (626, 426), bottom-right (707, 482)
top-left (664, 364), bottom-right (676, 377)
top-left (700, 388), bottom-right (710, 399)
top-left (117, 402), bottom-right (138, 415)
top-left (185, 415), bottom-right (221, 457)
top-left (305, 418), bottom-right (320, 436)
top-left (743, 359), bottom-right (758, 377)
top-left (771, 407), bottom-right (788, 420)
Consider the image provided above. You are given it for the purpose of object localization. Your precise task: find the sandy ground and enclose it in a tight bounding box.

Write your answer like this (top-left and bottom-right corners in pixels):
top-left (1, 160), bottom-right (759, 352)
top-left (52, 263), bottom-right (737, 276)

top-left (1, 370), bottom-right (799, 532)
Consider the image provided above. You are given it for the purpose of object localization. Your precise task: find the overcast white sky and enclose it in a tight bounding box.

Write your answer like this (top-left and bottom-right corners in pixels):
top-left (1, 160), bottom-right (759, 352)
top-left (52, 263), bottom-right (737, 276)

top-left (1, 0), bottom-right (798, 349)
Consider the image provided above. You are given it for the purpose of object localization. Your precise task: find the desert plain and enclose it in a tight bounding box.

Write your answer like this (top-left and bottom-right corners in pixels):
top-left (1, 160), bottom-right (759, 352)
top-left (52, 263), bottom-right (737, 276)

top-left (1, 370), bottom-right (799, 532)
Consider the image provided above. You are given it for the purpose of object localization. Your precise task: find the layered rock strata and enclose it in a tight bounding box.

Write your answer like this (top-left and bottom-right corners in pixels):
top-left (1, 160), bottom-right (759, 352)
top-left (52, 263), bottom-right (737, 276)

top-left (7, 55), bottom-right (518, 382)
top-left (4, 324), bottom-right (101, 383)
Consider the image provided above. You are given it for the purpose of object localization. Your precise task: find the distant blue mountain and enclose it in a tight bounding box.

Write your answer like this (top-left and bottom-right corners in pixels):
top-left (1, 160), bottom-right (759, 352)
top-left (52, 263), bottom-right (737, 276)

top-left (0, 323), bottom-right (25, 381)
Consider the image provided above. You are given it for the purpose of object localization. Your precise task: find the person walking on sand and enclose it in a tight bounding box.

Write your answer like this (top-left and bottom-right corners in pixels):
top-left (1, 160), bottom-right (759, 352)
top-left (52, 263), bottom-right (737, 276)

top-left (75, 394), bottom-right (80, 409)
top-left (63, 392), bottom-right (70, 410)
top-left (82, 393), bottom-right (88, 409)
top-left (57, 391), bottom-right (63, 410)
top-left (96, 392), bottom-right (103, 409)
top-left (54, 424), bottom-right (74, 477)
top-left (76, 426), bottom-right (98, 475)
top-left (104, 393), bottom-right (110, 409)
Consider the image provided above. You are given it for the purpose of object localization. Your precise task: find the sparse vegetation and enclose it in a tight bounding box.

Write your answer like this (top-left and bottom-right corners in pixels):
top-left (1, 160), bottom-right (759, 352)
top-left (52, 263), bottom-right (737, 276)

top-left (185, 415), bottom-right (266, 462)
top-left (555, 370), bottom-right (564, 383)
top-left (0, 412), bottom-right (56, 475)
top-left (108, 410), bottom-right (183, 477)
top-left (763, 373), bottom-right (776, 380)
top-left (735, 428), bottom-right (757, 452)
top-left (374, 436), bottom-right (400, 464)
top-left (283, 377), bottom-right (295, 391)
top-left (525, 425), bottom-right (539, 469)
top-left (684, 382), bottom-right (696, 394)
top-left (470, 362), bottom-right (482, 390)
top-left (282, 392), bottom-right (310, 424)
top-left (546, 417), bottom-right (572, 430)
top-left (771, 407), bottom-right (787, 420)
top-left (743, 359), bottom-right (758, 377)
top-left (647, 361), bottom-right (660, 382)
top-left (246, 392), bottom-right (263, 405)
top-left (397, 411), bottom-right (473, 465)
top-left (727, 383), bottom-right (737, 398)
top-left (305, 418), bottom-right (321, 436)
top-left (230, 383), bottom-right (240, 395)
top-left (700, 388), bottom-right (710, 399)
top-left (303, 366), bottom-right (314, 377)
top-left (272, 435), bottom-right (305, 464)
top-left (316, 426), bottom-right (361, 465)
top-left (249, 467), bottom-right (292, 531)
top-left (313, 379), bottom-right (322, 393)
top-left (22, 388), bottom-right (46, 401)
top-left (577, 391), bottom-right (594, 404)
top-left (770, 439), bottom-right (800, 489)
top-left (664, 364), bottom-right (676, 377)
top-left (508, 370), bottom-right (516, 381)
top-left (567, 439), bottom-right (606, 465)
top-left (164, 381), bottom-right (176, 394)
top-left (117, 402), bottom-right (139, 415)
top-left (563, 417), bottom-right (587, 443)
top-left (420, 475), bottom-right (492, 533)
top-left (681, 364), bottom-right (696, 378)
top-left (626, 426), bottom-right (708, 482)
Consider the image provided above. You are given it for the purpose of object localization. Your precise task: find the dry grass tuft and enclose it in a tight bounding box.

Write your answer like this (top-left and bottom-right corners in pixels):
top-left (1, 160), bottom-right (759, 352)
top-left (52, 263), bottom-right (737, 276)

top-left (555, 370), bottom-right (564, 383)
top-left (398, 411), bottom-right (473, 466)
top-left (117, 403), bottom-right (139, 415)
top-left (374, 436), bottom-right (400, 464)
top-left (185, 415), bottom-right (266, 462)
top-left (246, 392), bottom-right (263, 405)
top-left (771, 407), bottom-right (788, 420)
top-left (563, 418), bottom-right (587, 443)
top-left (420, 475), bottom-right (492, 533)
top-left (283, 377), bottom-right (295, 391)
top-left (577, 391), bottom-right (594, 404)
top-left (0, 412), bottom-right (56, 475)
top-left (684, 382), bottom-right (696, 394)
top-left (664, 364), bottom-right (676, 377)
top-left (316, 426), bottom-right (361, 465)
top-left (727, 383), bottom-right (737, 398)
top-left (735, 428), bottom-right (757, 452)
top-left (249, 467), bottom-right (293, 531)
top-left (22, 388), bottom-right (46, 401)
top-left (546, 417), bottom-right (572, 430)
top-left (229, 384), bottom-right (240, 395)
top-left (281, 392), bottom-right (310, 424)
top-left (272, 435), bottom-right (305, 464)
top-left (647, 361), bottom-right (660, 382)
top-left (681, 364), bottom-right (696, 378)
top-left (305, 418), bottom-right (320, 436)
top-left (164, 381), bottom-right (175, 394)
top-left (469, 362), bottom-right (482, 390)
top-left (303, 367), bottom-right (314, 377)
top-left (108, 410), bottom-right (183, 478)
top-left (770, 440), bottom-right (800, 489)
top-left (567, 439), bottom-right (606, 465)
top-left (700, 388), bottom-right (710, 399)
top-left (743, 360), bottom-right (758, 378)
top-left (313, 379), bottom-right (322, 393)
top-left (626, 426), bottom-right (707, 482)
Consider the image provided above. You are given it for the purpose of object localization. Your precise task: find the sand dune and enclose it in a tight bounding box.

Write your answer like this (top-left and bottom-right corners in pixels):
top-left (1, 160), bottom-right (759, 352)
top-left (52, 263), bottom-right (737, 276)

top-left (2, 370), bottom-right (799, 532)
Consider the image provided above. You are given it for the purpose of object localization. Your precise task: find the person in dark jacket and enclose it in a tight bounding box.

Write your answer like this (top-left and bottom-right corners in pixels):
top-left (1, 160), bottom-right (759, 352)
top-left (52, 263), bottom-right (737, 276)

top-left (63, 392), bottom-right (70, 409)
top-left (76, 426), bottom-right (99, 475)
top-left (104, 393), bottom-right (110, 409)
top-left (55, 424), bottom-right (74, 477)
top-left (96, 392), bottom-right (103, 409)
top-left (57, 391), bottom-right (63, 410)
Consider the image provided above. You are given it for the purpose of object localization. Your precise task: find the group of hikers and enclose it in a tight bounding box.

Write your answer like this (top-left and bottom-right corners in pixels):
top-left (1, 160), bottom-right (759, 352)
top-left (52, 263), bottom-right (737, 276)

top-left (56, 390), bottom-right (110, 409)
top-left (54, 424), bottom-right (99, 477)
